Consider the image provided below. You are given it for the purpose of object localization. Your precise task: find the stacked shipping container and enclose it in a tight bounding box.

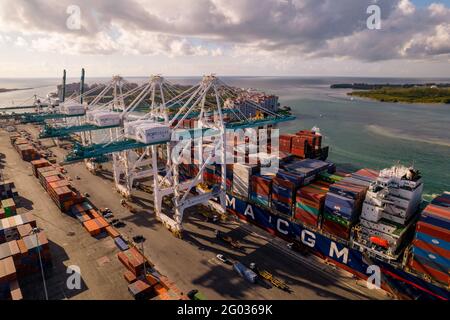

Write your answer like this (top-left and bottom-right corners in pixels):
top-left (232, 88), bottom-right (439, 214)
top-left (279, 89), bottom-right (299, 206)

top-left (410, 193), bottom-right (450, 286)
top-left (323, 175), bottom-right (370, 240)
top-left (0, 213), bottom-right (37, 243)
top-left (279, 130), bottom-right (323, 159)
top-left (295, 181), bottom-right (330, 228)
top-left (11, 136), bottom-right (40, 162)
top-left (34, 160), bottom-right (83, 213)
top-left (0, 210), bottom-right (49, 300)
top-left (0, 181), bottom-right (18, 200)
top-left (0, 198), bottom-right (16, 219)
top-left (250, 174), bottom-right (273, 207)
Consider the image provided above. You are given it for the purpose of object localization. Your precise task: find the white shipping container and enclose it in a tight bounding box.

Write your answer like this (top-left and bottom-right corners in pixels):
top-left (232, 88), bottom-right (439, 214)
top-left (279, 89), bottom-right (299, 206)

top-left (92, 112), bottom-right (121, 127)
top-left (86, 110), bottom-right (103, 123)
top-left (135, 123), bottom-right (171, 144)
top-left (124, 120), bottom-right (154, 137)
top-left (61, 102), bottom-right (85, 115)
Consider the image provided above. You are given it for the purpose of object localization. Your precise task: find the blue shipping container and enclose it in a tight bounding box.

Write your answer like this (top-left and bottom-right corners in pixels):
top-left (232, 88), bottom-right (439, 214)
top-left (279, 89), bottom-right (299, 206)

top-left (272, 200), bottom-right (292, 215)
top-left (416, 232), bottom-right (450, 251)
top-left (275, 170), bottom-right (304, 186)
top-left (412, 246), bottom-right (449, 272)
top-left (115, 237), bottom-right (129, 251)
top-left (419, 211), bottom-right (450, 231)
top-left (324, 193), bottom-right (356, 219)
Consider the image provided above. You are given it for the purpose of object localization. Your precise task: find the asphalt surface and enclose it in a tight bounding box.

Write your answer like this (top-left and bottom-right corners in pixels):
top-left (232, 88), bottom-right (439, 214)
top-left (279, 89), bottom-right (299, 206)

top-left (1, 124), bottom-right (389, 300)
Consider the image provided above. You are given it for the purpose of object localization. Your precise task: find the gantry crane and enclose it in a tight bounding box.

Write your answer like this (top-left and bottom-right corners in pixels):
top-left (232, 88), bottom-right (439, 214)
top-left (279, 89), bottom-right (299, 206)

top-left (64, 74), bottom-right (294, 236)
top-left (143, 75), bottom-right (294, 236)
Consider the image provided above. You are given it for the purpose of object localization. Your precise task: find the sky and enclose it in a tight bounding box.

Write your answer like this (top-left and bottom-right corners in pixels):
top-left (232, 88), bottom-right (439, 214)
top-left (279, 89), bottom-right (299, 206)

top-left (0, 0), bottom-right (449, 78)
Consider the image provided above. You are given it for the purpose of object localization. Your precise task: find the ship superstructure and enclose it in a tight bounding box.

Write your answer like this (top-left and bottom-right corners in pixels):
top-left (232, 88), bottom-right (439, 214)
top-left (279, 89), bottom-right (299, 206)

top-left (354, 165), bottom-right (424, 258)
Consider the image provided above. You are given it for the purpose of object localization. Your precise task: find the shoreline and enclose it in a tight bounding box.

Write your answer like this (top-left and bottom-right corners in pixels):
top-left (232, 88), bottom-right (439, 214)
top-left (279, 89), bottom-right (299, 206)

top-left (0, 87), bottom-right (32, 94)
top-left (347, 92), bottom-right (450, 105)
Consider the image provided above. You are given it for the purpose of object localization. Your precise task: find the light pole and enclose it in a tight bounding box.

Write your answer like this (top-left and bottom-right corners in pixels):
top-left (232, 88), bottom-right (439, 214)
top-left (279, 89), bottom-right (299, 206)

top-left (29, 227), bottom-right (48, 300)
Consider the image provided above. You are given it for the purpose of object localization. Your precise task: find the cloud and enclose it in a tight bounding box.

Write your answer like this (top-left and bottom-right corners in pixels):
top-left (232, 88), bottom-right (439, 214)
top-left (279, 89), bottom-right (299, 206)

top-left (0, 0), bottom-right (449, 62)
top-left (14, 36), bottom-right (28, 47)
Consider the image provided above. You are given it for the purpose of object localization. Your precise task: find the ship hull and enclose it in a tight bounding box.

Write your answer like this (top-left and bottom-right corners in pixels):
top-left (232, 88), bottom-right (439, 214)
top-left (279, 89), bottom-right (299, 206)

top-left (225, 194), bottom-right (449, 300)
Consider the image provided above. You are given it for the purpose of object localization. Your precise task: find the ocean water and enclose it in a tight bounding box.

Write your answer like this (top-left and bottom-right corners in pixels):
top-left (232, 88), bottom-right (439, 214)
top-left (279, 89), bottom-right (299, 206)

top-left (1, 76), bottom-right (449, 196)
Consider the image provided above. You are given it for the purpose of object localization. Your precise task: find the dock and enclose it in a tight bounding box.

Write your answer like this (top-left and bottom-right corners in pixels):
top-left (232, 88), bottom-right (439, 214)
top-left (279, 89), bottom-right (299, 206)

top-left (0, 123), bottom-right (390, 300)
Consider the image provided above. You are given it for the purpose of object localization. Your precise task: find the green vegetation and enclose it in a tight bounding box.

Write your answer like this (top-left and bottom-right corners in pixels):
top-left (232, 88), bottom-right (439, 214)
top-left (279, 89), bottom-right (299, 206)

top-left (348, 87), bottom-right (450, 104)
top-left (0, 88), bottom-right (31, 93)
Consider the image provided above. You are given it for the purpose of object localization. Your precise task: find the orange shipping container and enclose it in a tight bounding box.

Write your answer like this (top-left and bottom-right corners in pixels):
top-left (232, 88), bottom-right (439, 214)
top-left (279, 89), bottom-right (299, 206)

top-left (146, 274), bottom-right (159, 287)
top-left (49, 180), bottom-right (70, 189)
top-left (124, 270), bottom-right (137, 284)
top-left (154, 284), bottom-right (167, 295)
top-left (95, 217), bottom-right (109, 229)
top-left (82, 219), bottom-right (101, 236)
top-left (87, 209), bottom-right (101, 220)
top-left (106, 226), bottom-right (120, 238)
top-left (16, 239), bottom-right (28, 255)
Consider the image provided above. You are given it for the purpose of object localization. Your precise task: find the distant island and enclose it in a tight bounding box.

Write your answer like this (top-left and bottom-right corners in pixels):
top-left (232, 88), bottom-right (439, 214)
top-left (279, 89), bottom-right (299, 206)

top-left (0, 87), bottom-right (31, 93)
top-left (330, 83), bottom-right (450, 90)
top-left (331, 83), bottom-right (450, 104)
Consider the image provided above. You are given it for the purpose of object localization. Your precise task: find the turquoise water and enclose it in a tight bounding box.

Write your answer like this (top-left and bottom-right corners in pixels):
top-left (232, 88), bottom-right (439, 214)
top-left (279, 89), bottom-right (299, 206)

top-left (1, 76), bottom-right (449, 196)
top-left (278, 87), bottom-right (450, 198)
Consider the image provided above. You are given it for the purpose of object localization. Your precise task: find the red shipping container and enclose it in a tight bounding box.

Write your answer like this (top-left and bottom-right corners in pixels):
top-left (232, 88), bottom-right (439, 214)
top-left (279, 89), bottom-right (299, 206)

top-left (124, 270), bottom-right (137, 284)
top-left (292, 136), bottom-right (307, 148)
top-left (118, 252), bottom-right (129, 268)
top-left (296, 130), bottom-right (321, 148)
top-left (279, 134), bottom-right (296, 153)
top-left (423, 204), bottom-right (450, 221)
top-left (273, 177), bottom-right (297, 190)
top-left (296, 197), bottom-right (322, 210)
top-left (322, 218), bottom-right (351, 240)
top-left (297, 130), bottom-right (315, 136)
top-left (45, 176), bottom-right (61, 184)
top-left (409, 258), bottom-right (449, 286)
top-left (412, 239), bottom-right (450, 259)
top-left (291, 148), bottom-right (306, 158)
top-left (251, 176), bottom-right (271, 195)
top-left (294, 208), bottom-right (319, 227)
top-left (49, 180), bottom-right (70, 189)
top-left (272, 193), bottom-right (293, 205)
top-left (120, 248), bottom-right (147, 276)
top-left (416, 222), bottom-right (450, 242)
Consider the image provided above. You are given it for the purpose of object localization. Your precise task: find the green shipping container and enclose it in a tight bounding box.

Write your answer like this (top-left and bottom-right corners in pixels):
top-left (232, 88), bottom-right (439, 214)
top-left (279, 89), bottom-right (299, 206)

top-left (296, 201), bottom-right (320, 216)
top-left (1, 198), bottom-right (16, 217)
top-left (5, 207), bottom-right (16, 217)
top-left (323, 211), bottom-right (352, 228)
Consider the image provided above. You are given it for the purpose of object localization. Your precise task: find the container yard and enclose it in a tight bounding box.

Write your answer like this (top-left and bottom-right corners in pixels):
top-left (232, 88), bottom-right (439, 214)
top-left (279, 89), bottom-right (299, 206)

top-left (0, 72), bottom-right (448, 302)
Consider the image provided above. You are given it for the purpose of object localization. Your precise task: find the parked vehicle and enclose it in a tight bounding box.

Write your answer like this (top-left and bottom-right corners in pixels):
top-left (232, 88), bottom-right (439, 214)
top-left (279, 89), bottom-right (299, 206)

top-left (216, 254), bottom-right (229, 264)
top-left (187, 289), bottom-right (206, 300)
top-left (233, 262), bottom-right (257, 284)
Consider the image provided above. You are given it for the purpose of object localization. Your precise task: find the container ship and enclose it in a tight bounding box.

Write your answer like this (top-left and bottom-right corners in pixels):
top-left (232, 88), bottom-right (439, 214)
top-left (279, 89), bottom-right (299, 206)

top-left (2, 74), bottom-right (448, 300)
top-left (191, 128), bottom-right (450, 300)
